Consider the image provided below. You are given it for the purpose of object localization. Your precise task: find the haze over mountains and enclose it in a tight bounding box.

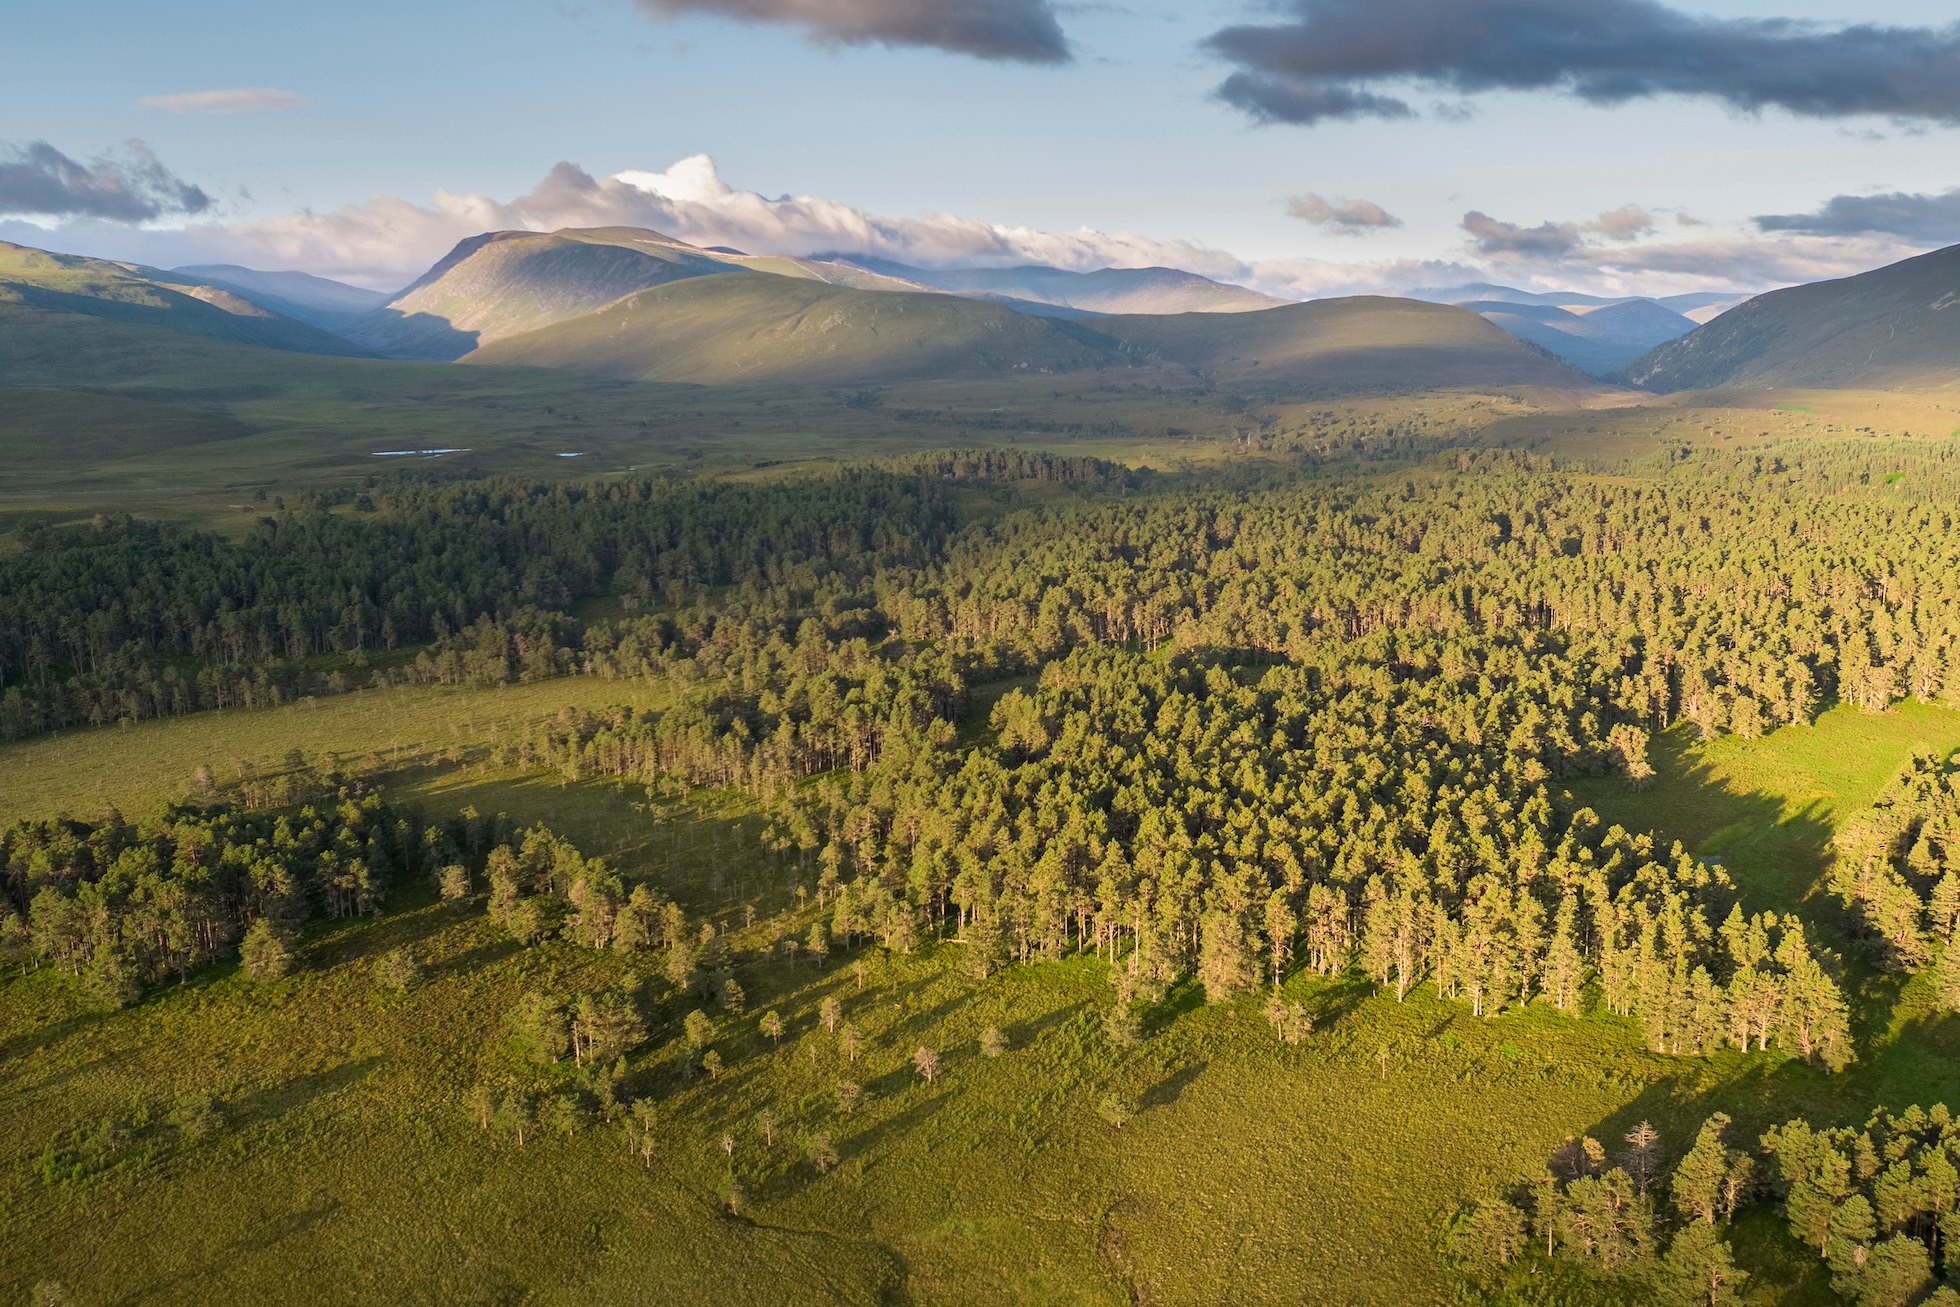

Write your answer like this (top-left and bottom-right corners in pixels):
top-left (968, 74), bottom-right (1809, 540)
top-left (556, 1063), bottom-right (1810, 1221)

top-left (4, 220), bottom-right (1957, 399)
top-left (1406, 284), bottom-right (1754, 377)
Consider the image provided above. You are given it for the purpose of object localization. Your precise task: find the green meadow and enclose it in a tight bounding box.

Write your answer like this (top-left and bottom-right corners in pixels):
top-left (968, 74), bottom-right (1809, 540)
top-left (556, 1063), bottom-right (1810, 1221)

top-left (5, 684), bottom-right (1960, 1304)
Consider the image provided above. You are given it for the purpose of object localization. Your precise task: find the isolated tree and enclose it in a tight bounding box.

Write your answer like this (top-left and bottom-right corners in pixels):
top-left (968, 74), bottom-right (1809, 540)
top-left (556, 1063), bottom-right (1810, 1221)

top-left (624, 1099), bottom-right (658, 1168)
top-left (665, 935), bottom-right (700, 994)
top-left (718, 1169), bottom-right (747, 1216)
top-left (819, 996), bottom-right (842, 1033)
top-left (471, 1083), bottom-right (497, 1130)
top-left (1097, 1092), bottom-right (1136, 1130)
top-left (1102, 1002), bottom-right (1142, 1049)
top-left (1265, 994), bottom-right (1311, 1045)
top-left (981, 1025), bottom-right (1008, 1057)
top-left (372, 946), bottom-right (421, 991)
top-left (759, 1009), bottom-right (784, 1045)
top-left (702, 1050), bottom-right (725, 1081)
top-left (240, 918), bottom-right (295, 981)
top-left (913, 1046), bottom-right (941, 1085)
top-left (806, 921), bottom-right (830, 969)
top-left (839, 1022), bottom-right (863, 1063)
top-left (757, 1107), bottom-right (776, 1149)
top-left (836, 1080), bottom-right (862, 1114)
top-left (168, 1092), bottom-right (222, 1140)
top-left (719, 977), bottom-right (746, 1013)
top-left (684, 1009), bottom-right (714, 1051)
top-left (806, 1129), bottom-right (839, 1174)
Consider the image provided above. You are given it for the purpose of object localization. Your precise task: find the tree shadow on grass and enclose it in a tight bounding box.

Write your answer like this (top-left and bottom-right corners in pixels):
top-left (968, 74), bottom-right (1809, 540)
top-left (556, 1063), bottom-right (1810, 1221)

top-left (1487, 1007), bottom-right (1960, 1303)
top-left (0, 1009), bottom-right (98, 1069)
top-left (846, 1087), bottom-right (949, 1163)
top-left (1021, 998), bottom-right (1091, 1043)
top-left (1141, 1060), bottom-right (1206, 1110)
top-left (228, 1055), bottom-right (383, 1128)
top-left (106, 1198), bottom-right (347, 1307)
top-left (1566, 747), bottom-right (1837, 920)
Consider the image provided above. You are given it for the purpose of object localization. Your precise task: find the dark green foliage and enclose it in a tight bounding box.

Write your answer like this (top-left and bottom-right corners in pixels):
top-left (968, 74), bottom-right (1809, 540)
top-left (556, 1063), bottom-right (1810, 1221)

top-left (0, 792), bottom-right (499, 1000)
top-left (1761, 1104), bottom-right (1960, 1300)
top-left (1447, 1198), bottom-right (1529, 1267)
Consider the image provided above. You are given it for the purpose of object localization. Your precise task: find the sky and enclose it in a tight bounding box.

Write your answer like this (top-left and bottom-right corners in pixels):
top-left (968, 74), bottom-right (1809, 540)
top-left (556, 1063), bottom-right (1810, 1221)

top-left (3, 0), bottom-right (1959, 298)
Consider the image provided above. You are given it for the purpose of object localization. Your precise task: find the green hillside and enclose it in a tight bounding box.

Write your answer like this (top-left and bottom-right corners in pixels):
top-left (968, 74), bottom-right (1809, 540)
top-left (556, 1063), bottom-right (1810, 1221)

top-left (462, 272), bottom-right (1113, 384)
top-left (1095, 295), bottom-right (1594, 389)
top-left (1628, 243), bottom-right (1960, 391)
top-left (352, 228), bottom-right (927, 360)
top-left (465, 273), bottom-right (1592, 390)
top-left (0, 243), bottom-right (371, 360)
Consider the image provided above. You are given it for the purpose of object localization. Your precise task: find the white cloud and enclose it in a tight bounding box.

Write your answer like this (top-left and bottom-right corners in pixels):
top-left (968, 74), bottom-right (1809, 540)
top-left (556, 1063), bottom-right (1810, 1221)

top-left (0, 152), bottom-right (1931, 301)
top-left (139, 88), bottom-right (308, 113)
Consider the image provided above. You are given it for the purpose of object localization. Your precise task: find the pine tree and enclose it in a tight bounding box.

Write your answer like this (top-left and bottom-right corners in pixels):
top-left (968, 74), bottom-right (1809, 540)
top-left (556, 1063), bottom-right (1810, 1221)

top-left (239, 918), bottom-right (295, 982)
top-left (1657, 1223), bottom-right (1748, 1307)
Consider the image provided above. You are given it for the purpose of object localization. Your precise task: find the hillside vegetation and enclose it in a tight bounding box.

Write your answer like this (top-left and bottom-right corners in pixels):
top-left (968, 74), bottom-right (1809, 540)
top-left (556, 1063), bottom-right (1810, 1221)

top-left (8, 431), bottom-right (1960, 1306)
top-left (1093, 295), bottom-right (1592, 388)
top-left (469, 278), bottom-right (1590, 390)
top-left (0, 242), bottom-right (370, 360)
top-left (462, 273), bottom-right (1119, 383)
top-left (1630, 243), bottom-right (1960, 391)
top-left (352, 228), bottom-right (927, 360)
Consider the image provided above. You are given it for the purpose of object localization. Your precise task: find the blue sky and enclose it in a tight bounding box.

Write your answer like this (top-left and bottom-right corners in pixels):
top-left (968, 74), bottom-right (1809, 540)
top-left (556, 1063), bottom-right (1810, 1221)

top-left (4, 0), bottom-right (1958, 295)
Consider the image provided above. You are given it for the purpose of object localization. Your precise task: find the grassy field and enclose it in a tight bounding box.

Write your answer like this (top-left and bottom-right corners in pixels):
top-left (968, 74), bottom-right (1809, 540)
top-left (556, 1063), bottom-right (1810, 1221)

top-left (1566, 700), bottom-right (1960, 914)
top-left (0, 676), bottom-right (666, 827)
top-left (8, 691), bottom-right (1960, 1303)
top-left (0, 759), bottom-right (1741, 1307)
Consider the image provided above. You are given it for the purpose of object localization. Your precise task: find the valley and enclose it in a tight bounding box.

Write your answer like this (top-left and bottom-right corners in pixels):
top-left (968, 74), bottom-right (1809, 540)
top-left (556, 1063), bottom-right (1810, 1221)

top-left (5, 197), bottom-right (1960, 1307)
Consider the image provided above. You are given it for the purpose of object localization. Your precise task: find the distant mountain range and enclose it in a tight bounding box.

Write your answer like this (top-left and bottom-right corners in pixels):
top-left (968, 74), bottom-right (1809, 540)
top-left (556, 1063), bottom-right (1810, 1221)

top-left (12, 222), bottom-right (1956, 399)
top-left (1407, 284), bottom-right (1755, 377)
top-left (0, 228), bottom-right (1590, 394)
top-left (822, 257), bottom-right (1286, 316)
top-left (339, 226), bottom-right (924, 360)
top-left (169, 264), bottom-right (390, 329)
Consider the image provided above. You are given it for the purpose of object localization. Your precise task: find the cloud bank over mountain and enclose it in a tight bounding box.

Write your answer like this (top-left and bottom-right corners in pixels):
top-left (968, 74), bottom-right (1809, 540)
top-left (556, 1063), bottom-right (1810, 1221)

top-left (0, 148), bottom-right (1931, 302)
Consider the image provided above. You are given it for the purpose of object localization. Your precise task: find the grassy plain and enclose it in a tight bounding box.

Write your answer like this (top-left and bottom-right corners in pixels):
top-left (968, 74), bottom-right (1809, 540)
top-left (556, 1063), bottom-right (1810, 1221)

top-left (6, 686), bottom-right (1960, 1303)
